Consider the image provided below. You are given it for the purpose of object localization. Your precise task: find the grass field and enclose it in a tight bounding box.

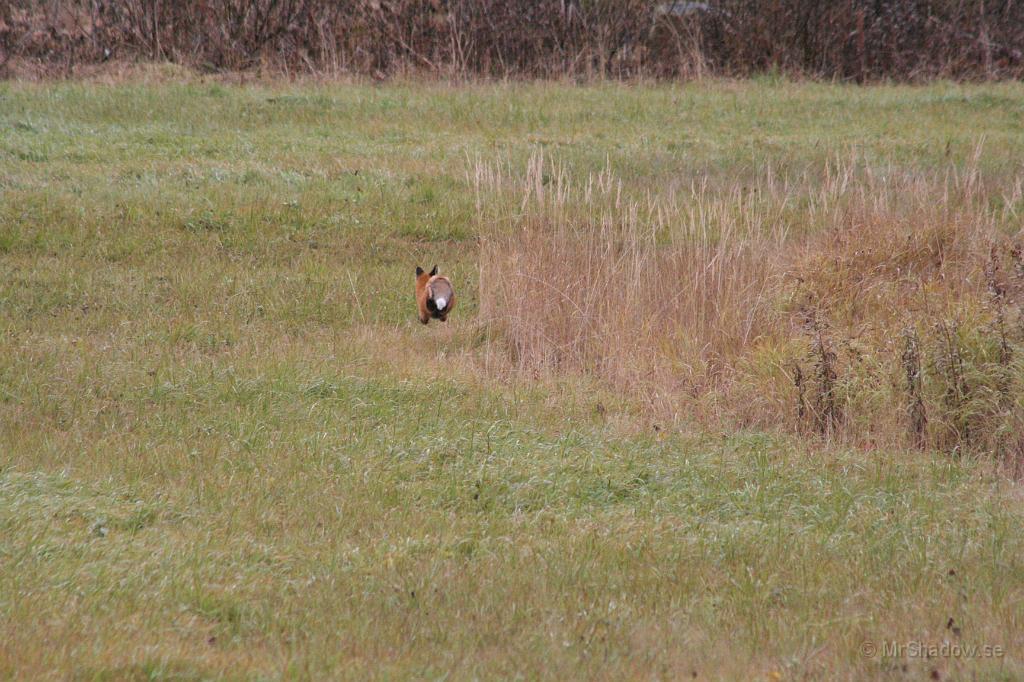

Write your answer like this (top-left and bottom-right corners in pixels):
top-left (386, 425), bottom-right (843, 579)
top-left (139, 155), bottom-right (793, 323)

top-left (2, 72), bottom-right (1024, 680)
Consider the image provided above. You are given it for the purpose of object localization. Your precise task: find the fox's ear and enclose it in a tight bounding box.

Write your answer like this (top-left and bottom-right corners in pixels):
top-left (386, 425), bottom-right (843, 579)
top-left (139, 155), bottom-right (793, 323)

top-left (416, 266), bottom-right (424, 276)
top-left (429, 265), bottom-right (438, 276)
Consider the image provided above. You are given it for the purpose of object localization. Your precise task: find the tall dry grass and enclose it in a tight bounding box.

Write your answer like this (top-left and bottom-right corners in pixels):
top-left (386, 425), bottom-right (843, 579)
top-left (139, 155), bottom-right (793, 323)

top-left (475, 152), bottom-right (1024, 463)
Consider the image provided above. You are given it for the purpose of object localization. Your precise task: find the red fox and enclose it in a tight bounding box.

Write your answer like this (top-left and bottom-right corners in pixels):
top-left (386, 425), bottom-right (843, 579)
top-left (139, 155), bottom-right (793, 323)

top-left (416, 265), bottom-right (456, 324)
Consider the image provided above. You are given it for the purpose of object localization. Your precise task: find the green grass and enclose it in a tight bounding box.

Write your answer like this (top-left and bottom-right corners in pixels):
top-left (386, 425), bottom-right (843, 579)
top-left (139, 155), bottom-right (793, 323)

top-left (1, 76), bottom-right (1023, 679)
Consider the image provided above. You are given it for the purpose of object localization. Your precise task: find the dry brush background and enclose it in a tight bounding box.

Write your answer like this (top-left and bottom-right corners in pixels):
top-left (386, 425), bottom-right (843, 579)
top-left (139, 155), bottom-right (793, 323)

top-left (3, 0), bottom-right (1024, 80)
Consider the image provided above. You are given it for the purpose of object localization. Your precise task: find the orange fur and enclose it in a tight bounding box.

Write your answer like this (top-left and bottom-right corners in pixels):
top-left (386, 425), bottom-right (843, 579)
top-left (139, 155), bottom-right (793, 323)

top-left (416, 265), bottom-right (456, 324)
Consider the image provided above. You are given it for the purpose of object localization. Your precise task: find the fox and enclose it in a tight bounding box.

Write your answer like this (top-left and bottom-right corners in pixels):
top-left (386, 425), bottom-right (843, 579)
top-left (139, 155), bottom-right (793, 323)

top-left (415, 265), bottom-right (456, 324)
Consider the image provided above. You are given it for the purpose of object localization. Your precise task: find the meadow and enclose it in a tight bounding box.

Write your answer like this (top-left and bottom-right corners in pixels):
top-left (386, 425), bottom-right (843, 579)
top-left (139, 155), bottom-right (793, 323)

top-left (1, 71), bottom-right (1024, 679)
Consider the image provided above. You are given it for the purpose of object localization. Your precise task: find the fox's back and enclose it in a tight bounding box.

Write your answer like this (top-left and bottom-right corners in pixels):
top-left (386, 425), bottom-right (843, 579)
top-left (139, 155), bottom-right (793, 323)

top-left (415, 266), bottom-right (456, 324)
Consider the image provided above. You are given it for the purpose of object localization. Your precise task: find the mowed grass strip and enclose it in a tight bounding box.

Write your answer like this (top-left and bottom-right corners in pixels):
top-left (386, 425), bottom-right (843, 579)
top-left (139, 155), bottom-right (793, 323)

top-left (1, 78), bottom-right (1023, 679)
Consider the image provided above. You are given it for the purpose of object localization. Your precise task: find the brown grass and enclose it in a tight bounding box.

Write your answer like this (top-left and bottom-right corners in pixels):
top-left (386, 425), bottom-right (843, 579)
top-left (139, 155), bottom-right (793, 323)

top-left (476, 151), bottom-right (1024, 462)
